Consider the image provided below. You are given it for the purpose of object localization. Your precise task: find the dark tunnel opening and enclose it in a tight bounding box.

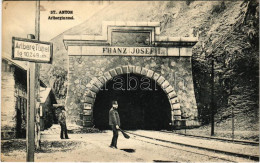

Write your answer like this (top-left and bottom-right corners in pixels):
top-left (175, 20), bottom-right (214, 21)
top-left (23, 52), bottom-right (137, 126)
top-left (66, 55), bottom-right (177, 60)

top-left (93, 73), bottom-right (171, 130)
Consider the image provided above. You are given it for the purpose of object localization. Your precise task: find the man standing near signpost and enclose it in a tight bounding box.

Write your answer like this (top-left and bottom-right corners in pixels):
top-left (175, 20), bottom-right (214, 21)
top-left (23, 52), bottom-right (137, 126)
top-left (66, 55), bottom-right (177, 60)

top-left (11, 1), bottom-right (53, 161)
top-left (57, 105), bottom-right (69, 139)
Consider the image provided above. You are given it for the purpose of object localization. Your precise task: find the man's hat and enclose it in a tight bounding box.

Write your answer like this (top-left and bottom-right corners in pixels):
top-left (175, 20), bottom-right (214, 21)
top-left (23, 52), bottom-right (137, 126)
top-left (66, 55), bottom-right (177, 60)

top-left (112, 100), bottom-right (118, 105)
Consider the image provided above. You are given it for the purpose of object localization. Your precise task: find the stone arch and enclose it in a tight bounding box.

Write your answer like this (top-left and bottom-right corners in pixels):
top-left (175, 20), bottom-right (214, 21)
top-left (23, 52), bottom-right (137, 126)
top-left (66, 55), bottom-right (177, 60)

top-left (83, 65), bottom-right (182, 125)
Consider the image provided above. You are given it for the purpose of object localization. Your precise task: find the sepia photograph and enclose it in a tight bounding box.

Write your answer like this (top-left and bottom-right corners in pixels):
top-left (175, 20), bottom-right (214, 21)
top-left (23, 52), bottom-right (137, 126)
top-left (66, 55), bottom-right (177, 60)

top-left (1, 0), bottom-right (259, 162)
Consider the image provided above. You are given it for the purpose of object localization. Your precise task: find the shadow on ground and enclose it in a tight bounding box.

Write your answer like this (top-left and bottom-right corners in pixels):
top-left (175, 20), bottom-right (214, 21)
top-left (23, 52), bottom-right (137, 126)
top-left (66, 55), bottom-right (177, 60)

top-left (120, 148), bottom-right (135, 153)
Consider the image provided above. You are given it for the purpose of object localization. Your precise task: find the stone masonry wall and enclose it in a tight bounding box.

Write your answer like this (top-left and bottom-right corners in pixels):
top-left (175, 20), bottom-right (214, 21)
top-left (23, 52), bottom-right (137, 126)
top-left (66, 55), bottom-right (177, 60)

top-left (66, 55), bottom-right (199, 127)
top-left (1, 71), bottom-right (16, 138)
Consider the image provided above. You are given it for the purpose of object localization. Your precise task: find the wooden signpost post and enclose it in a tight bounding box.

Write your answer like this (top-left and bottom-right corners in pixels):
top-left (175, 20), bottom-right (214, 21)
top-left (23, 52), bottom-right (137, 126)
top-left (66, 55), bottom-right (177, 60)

top-left (11, 1), bottom-right (53, 161)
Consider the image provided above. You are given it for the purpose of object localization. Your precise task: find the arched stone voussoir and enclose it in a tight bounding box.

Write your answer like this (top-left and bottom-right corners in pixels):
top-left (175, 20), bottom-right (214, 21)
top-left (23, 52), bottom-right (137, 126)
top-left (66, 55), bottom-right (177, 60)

top-left (122, 65), bottom-right (130, 74)
top-left (157, 75), bottom-right (166, 85)
top-left (152, 72), bottom-right (160, 81)
top-left (171, 103), bottom-right (181, 110)
top-left (83, 103), bottom-right (93, 110)
top-left (164, 85), bottom-right (174, 94)
top-left (103, 72), bottom-right (113, 81)
top-left (147, 69), bottom-right (154, 78)
top-left (115, 67), bottom-right (123, 75)
top-left (134, 66), bottom-right (142, 74)
top-left (89, 84), bottom-right (100, 93)
top-left (91, 77), bottom-right (103, 89)
top-left (98, 76), bottom-right (107, 85)
top-left (128, 65), bottom-right (135, 73)
top-left (140, 67), bottom-right (149, 76)
top-left (109, 69), bottom-right (118, 77)
top-left (84, 96), bottom-right (95, 105)
top-left (170, 97), bottom-right (180, 105)
top-left (167, 91), bottom-right (177, 99)
top-left (173, 115), bottom-right (182, 120)
top-left (161, 80), bottom-right (170, 90)
top-left (172, 109), bottom-right (182, 116)
top-left (85, 90), bottom-right (96, 99)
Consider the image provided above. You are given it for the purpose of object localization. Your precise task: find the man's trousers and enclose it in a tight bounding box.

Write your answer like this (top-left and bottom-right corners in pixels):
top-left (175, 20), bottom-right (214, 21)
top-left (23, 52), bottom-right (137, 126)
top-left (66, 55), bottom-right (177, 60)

top-left (60, 123), bottom-right (69, 139)
top-left (110, 125), bottom-right (118, 147)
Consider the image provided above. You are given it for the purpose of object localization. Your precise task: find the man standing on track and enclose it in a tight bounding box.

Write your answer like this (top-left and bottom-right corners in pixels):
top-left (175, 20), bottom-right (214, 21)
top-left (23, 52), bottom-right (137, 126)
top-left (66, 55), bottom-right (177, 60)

top-left (109, 100), bottom-right (120, 149)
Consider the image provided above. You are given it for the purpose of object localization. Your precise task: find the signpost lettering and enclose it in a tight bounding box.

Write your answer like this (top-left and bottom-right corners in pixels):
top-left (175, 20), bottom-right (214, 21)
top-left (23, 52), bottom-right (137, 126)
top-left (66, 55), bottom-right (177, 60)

top-left (12, 37), bottom-right (53, 63)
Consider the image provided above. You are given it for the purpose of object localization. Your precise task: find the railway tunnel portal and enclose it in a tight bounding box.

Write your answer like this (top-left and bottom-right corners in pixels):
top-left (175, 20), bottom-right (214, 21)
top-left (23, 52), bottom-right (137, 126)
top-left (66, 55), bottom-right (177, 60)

top-left (63, 21), bottom-right (200, 130)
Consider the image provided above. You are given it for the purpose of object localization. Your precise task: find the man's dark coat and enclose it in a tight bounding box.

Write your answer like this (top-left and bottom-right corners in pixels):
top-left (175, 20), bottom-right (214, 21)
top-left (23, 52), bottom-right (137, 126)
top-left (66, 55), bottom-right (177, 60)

top-left (109, 108), bottom-right (120, 126)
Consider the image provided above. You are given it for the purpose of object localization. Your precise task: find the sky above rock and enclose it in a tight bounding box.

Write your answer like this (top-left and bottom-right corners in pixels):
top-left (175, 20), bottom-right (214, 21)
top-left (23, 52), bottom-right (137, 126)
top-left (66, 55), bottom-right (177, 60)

top-left (2, 1), bottom-right (108, 56)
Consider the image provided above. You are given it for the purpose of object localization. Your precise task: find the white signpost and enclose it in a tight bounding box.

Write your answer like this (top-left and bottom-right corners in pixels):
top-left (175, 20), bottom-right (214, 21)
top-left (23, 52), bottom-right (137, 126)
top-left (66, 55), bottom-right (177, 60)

top-left (12, 37), bottom-right (53, 63)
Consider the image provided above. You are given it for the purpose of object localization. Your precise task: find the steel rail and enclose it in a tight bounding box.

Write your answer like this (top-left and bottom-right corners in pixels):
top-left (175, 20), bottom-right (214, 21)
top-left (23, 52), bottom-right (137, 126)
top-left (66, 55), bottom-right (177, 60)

top-left (126, 131), bottom-right (259, 161)
top-left (160, 130), bottom-right (259, 146)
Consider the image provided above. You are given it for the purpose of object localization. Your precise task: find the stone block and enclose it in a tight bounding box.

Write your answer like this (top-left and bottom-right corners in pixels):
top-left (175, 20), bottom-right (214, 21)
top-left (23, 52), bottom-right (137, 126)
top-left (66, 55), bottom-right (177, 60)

top-left (168, 91), bottom-right (177, 99)
top-left (98, 76), bottom-right (107, 84)
top-left (134, 66), bottom-right (142, 74)
top-left (140, 68), bottom-right (148, 76)
top-left (157, 76), bottom-right (165, 85)
top-left (170, 97), bottom-right (179, 104)
top-left (115, 67), bottom-right (123, 75)
top-left (180, 47), bottom-right (192, 57)
top-left (174, 115), bottom-right (182, 120)
top-left (128, 65), bottom-right (135, 73)
top-left (161, 80), bottom-right (170, 89)
top-left (68, 46), bottom-right (81, 55)
top-left (173, 109), bottom-right (182, 116)
top-left (153, 73), bottom-right (160, 81)
top-left (84, 103), bottom-right (93, 110)
top-left (173, 119), bottom-right (182, 129)
top-left (155, 27), bottom-right (160, 35)
top-left (89, 85), bottom-right (99, 93)
top-left (147, 22), bottom-right (160, 27)
top-left (171, 103), bottom-right (181, 110)
top-left (122, 66), bottom-right (129, 74)
top-left (104, 72), bottom-right (113, 81)
top-left (83, 115), bottom-right (92, 121)
top-left (94, 78), bottom-right (103, 89)
top-left (83, 109), bottom-right (92, 115)
top-left (165, 86), bottom-right (174, 94)
top-left (168, 48), bottom-right (180, 56)
top-left (147, 70), bottom-right (154, 78)
top-left (109, 69), bottom-right (117, 77)
top-left (85, 90), bottom-right (96, 98)
top-left (85, 96), bottom-right (95, 104)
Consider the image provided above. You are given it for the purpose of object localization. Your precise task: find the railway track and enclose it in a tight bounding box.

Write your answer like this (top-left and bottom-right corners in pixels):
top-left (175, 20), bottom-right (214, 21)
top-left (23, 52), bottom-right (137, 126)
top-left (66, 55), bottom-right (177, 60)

top-left (126, 131), bottom-right (259, 162)
top-left (160, 130), bottom-right (259, 146)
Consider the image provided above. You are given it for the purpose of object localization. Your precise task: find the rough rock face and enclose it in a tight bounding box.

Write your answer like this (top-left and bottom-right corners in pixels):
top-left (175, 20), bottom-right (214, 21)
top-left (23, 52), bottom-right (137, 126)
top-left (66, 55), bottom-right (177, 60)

top-left (66, 55), bottom-right (198, 127)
